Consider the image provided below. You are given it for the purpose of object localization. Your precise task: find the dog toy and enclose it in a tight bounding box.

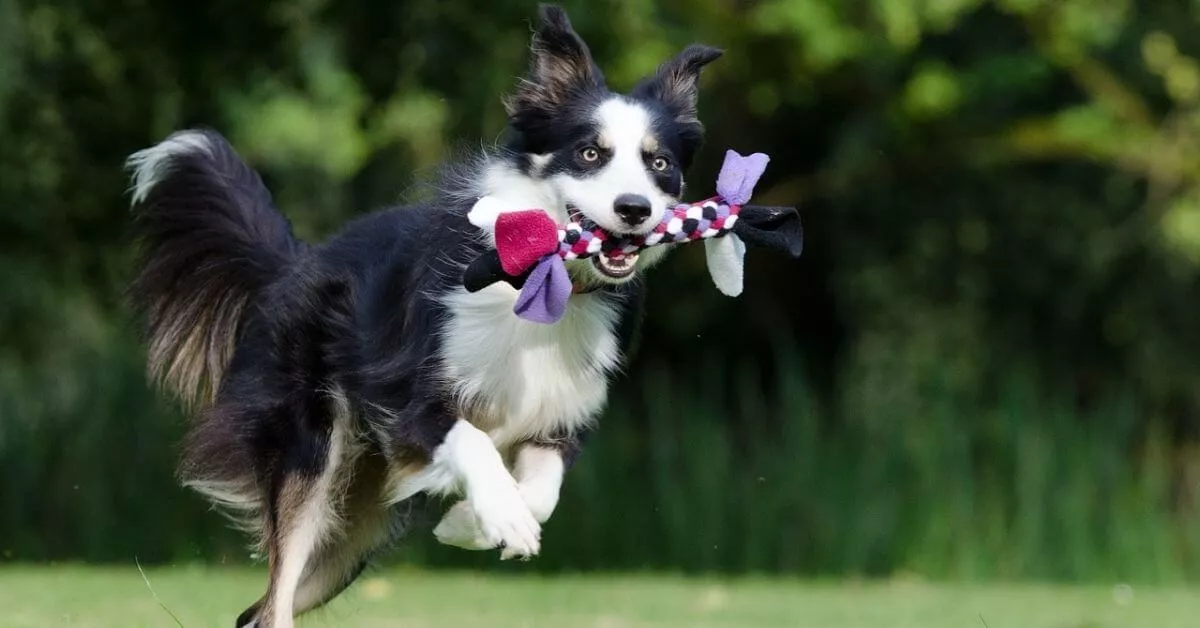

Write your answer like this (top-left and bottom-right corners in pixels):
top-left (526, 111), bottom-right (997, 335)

top-left (462, 150), bottom-right (804, 323)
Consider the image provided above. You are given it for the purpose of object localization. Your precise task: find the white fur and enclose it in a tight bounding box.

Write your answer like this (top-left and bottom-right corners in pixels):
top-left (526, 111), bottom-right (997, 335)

top-left (439, 283), bottom-right (622, 449)
top-left (472, 160), bottom-right (566, 234)
top-left (385, 455), bottom-right (459, 507)
top-left (444, 156), bottom-right (628, 444)
top-left (181, 475), bottom-right (263, 541)
top-left (380, 97), bottom-right (679, 565)
top-left (432, 500), bottom-right (489, 550)
top-left (267, 395), bottom-right (352, 628)
top-left (428, 420), bottom-right (541, 557)
top-left (432, 444), bottom-right (565, 559)
top-left (426, 152), bottom-right (631, 558)
top-left (466, 195), bottom-right (510, 232)
top-left (126, 131), bottom-right (215, 205)
top-left (419, 101), bottom-right (670, 558)
top-left (269, 503), bottom-right (323, 628)
top-left (553, 98), bottom-right (676, 235)
top-left (512, 445), bottom-right (565, 523)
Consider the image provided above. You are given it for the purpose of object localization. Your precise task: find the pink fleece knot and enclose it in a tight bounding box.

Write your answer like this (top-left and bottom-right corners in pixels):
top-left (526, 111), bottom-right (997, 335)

top-left (494, 210), bottom-right (560, 276)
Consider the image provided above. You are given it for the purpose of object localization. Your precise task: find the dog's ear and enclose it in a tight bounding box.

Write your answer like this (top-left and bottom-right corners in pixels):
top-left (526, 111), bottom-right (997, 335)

top-left (507, 5), bottom-right (604, 116)
top-left (633, 45), bottom-right (723, 125)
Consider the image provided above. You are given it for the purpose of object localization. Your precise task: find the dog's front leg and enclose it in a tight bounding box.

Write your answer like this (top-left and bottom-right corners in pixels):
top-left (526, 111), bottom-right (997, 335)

top-left (435, 440), bottom-right (576, 559)
top-left (503, 444), bottom-right (566, 559)
top-left (431, 419), bottom-right (542, 558)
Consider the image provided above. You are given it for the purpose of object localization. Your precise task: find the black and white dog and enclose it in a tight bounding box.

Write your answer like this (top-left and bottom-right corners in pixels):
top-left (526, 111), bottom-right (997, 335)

top-left (128, 5), bottom-right (721, 627)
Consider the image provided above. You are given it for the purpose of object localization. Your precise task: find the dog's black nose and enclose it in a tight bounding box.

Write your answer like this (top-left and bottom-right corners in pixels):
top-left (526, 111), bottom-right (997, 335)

top-left (613, 194), bottom-right (652, 227)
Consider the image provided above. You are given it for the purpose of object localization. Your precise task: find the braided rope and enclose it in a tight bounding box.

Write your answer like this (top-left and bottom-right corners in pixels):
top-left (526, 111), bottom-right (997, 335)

top-left (557, 198), bottom-right (740, 261)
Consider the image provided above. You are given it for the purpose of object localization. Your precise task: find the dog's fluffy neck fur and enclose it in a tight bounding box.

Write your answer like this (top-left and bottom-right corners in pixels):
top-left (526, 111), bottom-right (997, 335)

top-left (439, 282), bottom-right (626, 450)
top-left (444, 149), bottom-right (568, 226)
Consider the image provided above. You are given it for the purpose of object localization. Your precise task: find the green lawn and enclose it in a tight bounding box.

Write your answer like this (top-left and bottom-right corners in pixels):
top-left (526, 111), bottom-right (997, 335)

top-left (0, 566), bottom-right (1196, 628)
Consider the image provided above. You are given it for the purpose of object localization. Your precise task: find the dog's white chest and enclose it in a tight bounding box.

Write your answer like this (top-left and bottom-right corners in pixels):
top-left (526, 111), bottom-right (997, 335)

top-left (440, 285), bottom-right (622, 447)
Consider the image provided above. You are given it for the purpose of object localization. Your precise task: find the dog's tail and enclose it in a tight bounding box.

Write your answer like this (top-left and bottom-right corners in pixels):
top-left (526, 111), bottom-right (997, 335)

top-left (127, 129), bottom-right (304, 410)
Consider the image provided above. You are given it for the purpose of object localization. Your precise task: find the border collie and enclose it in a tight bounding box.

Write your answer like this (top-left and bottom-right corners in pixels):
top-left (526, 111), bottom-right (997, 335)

top-left (127, 5), bottom-right (721, 627)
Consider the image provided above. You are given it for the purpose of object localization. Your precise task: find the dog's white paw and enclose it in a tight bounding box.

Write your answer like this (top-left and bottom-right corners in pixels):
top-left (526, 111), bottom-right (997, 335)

top-left (500, 543), bottom-right (533, 561)
top-left (470, 479), bottom-right (541, 560)
top-left (433, 500), bottom-right (494, 550)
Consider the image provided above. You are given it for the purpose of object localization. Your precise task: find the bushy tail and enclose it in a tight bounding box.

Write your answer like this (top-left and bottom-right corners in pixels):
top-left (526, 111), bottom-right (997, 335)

top-left (127, 129), bottom-right (304, 410)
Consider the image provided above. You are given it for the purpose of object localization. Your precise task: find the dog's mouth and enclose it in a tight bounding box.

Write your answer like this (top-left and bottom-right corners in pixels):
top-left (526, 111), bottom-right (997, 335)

top-left (592, 251), bottom-right (639, 279)
top-left (566, 204), bottom-right (639, 281)
top-left (566, 204), bottom-right (589, 227)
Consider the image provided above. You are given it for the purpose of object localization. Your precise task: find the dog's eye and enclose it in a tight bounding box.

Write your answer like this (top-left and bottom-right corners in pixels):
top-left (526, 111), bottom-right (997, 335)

top-left (580, 147), bottom-right (600, 163)
top-left (652, 156), bottom-right (671, 172)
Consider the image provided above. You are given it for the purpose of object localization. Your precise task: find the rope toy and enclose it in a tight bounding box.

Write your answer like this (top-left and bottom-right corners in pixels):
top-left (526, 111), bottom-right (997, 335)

top-left (462, 150), bottom-right (804, 323)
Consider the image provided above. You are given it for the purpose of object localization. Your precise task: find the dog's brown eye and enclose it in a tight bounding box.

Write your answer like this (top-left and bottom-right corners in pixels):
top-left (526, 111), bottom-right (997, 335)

top-left (580, 147), bottom-right (600, 162)
top-left (652, 156), bottom-right (670, 172)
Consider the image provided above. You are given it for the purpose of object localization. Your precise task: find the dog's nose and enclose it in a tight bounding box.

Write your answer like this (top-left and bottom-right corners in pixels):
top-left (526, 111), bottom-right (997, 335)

top-left (613, 194), bottom-right (652, 227)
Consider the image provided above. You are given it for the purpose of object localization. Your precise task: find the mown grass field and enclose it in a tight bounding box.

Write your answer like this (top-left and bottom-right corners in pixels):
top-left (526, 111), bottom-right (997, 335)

top-left (1, 566), bottom-right (1197, 628)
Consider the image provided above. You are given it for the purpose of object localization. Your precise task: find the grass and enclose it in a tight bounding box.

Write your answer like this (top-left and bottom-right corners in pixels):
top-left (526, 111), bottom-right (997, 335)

top-left (0, 566), bottom-right (1197, 628)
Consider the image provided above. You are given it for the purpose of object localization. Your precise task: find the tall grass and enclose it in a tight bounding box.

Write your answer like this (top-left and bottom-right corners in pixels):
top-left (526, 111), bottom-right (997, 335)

top-left (2, 324), bottom-right (1197, 581)
top-left (525, 352), bottom-right (1200, 582)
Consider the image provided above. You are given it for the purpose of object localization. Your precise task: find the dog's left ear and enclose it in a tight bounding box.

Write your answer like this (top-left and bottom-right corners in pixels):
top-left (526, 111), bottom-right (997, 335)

top-left (633, 45), bottom-right (724, 125)
top-left (507, 5), bottom-right (605, 117)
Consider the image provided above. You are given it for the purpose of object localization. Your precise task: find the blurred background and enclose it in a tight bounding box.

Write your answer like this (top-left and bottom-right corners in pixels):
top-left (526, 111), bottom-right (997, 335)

top-left (2, 0), bottom-right (1200, 584)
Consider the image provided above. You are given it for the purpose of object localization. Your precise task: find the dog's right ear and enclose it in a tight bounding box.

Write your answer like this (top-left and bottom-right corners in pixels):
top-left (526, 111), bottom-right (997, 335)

top-left (507, 4), bottom-right (604, 117)
top-left (633, 45), bottom-right (723, 126)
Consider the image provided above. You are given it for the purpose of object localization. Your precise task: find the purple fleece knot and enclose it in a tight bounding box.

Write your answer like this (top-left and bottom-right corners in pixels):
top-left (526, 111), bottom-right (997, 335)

top-left (513, 255), bottom-right (572, 324)
top-left (715, 150), bottom-right (770, 206)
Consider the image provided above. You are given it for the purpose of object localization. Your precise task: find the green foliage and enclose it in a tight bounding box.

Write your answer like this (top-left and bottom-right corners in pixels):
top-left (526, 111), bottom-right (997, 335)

top-left (3, 0), bottom-right (1200, 580)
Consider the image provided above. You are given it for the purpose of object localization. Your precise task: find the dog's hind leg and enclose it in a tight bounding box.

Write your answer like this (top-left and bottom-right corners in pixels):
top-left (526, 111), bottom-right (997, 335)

top-left (250, 468), bottom-right (339, 628)
top-left (236, 506), bottom-right (379, 628)
top-left (236, 404), bottom-right (352, 628)
top-left (289, 457), bottom-right (420, 615)
top-left (289, 504), bottom-right (404, 614)
top-left (237, 473), bottom-right (335, 628)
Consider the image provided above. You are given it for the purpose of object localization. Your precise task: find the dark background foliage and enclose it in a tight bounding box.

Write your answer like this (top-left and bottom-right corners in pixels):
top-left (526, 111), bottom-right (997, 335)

top-left (3, 0), bottom-right (1200, 580)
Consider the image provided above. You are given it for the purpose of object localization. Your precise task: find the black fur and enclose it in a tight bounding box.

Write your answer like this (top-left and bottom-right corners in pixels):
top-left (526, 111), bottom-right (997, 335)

top-left (632, 46), bottom-right (724, 120)
top-left (130, 131), bottom-right (645, 626)
top-left (166, 150), bottom-right (648, 500)
top-left (505, 5), bottom-right (606, 143)
top-left (128, 130), bottom-right (306, 409)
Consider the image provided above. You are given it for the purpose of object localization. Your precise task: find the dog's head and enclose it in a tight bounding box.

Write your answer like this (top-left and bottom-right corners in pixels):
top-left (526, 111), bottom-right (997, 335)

top-left (504, 4), bottom-right (722, 284)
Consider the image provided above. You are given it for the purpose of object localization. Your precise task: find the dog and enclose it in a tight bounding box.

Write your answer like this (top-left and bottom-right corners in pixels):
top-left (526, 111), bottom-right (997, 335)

top-left (126, 5), bottom-right (722, 627)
